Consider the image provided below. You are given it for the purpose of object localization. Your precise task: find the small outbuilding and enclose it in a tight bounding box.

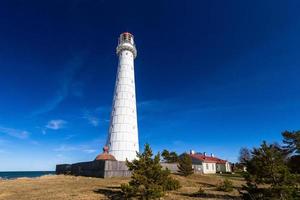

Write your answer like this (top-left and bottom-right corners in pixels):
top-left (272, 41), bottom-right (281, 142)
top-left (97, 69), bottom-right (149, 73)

top-left (188, 152), bottom-right (232, 174)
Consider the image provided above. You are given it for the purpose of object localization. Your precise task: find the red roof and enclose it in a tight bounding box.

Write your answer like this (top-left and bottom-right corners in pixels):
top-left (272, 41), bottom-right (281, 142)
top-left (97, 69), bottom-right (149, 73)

top-left (190, 154), bottom-right (227, 164)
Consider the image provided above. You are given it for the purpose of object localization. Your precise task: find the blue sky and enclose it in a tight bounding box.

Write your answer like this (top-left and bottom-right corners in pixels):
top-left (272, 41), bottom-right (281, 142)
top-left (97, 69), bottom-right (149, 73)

top-left (0, 0), bottom-right (300, 171)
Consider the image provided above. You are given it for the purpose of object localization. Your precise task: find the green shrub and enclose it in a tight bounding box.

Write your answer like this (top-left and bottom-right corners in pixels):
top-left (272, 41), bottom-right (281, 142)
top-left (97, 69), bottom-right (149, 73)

top-left (241, 141), bottom-right (300, 199)
top-left (196, 186), bottom-right (205, 195)
top-left (120, 183), bottom-right (134, 199)
top-left (177, 154), bottom-right (194, 177)
top-left (190, 186), bottom-right (205, 197)
top-left (162, 176), bottom-right (181, 191)
top-left (216, 179), bottom-right (234, 192)
top-left (121, 144), bottom-right (181, 199)
top-left (161, 149), bottom-right (179, 163)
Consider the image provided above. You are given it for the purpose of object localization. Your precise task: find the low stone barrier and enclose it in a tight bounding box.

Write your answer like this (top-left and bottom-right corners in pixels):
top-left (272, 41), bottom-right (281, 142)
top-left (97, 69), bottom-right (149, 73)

top-left (56, 160), bottom-right (130, 178)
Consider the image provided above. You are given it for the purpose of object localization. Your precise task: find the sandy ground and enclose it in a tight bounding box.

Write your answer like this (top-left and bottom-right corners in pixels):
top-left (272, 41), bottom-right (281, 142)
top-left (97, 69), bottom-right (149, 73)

top-left (0, 174), bottom-right (244, 200)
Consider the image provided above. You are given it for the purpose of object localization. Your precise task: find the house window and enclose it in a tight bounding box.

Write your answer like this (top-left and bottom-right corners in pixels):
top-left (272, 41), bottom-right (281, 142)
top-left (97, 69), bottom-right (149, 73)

top-left (206, 164), bottom-right (209, 170)
top-left (212, 164), bottom-right (214, 170)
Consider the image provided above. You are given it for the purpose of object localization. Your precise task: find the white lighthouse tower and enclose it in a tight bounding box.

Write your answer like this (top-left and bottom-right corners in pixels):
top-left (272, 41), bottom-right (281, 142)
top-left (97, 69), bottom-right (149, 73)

top-left (106, 32), bottom-right (139, 161)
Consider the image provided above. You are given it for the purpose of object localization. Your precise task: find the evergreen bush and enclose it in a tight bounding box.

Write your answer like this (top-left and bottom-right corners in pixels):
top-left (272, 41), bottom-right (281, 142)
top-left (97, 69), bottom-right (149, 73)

top-left (177, 153), bottom-right (194, 176)
top-left (216, 178), bottom-right (234, 192)
top-left (121, 144), bottom-right (181, 199)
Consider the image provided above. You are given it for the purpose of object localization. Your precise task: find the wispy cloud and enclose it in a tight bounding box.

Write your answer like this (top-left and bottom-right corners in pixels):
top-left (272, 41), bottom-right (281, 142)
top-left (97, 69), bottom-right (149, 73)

top-left (54, 145), bottom-right (77, 152)
top-left (46, 120), bottom-right (67, 130)
top-left (88, 117), bottom-right (99, 127)
top-left (54, 144), bottom-right (97, 154)
top-left (82, 149), bottom-right (97, 153)
top-left (82, 110), bottom-right (99, 127)
top-left (0, 126), bottom-right (30, 139)
top-left (31, 57), bottom-right (83, 116)
top-left (82, 107), bottom-right (110, 127)
top-left (71, 81), bottom-right (84, 98)
top-left (64, 134), bottom-right (76, 140)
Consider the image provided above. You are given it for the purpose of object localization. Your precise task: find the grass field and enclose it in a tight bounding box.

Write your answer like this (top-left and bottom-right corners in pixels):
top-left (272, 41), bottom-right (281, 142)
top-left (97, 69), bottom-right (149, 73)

top-left (0, 174), bottom-right (245, 199)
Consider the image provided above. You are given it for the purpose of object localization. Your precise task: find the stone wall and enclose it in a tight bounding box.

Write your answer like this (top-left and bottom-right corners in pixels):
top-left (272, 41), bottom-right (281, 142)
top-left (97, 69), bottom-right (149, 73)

top-left (56, 160), bottom-right (130, 178)
top-left (161, 163), bottom-right (204, 174)
top-left (56, 161), bottom-right (190, 178)
top-left (161, 163), bottom-right (178, 173)
top-left (104, 160), bottom-right (131, 178)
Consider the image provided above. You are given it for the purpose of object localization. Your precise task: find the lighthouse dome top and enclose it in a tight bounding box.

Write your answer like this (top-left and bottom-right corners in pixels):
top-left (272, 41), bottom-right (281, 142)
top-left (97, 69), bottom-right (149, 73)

top-left (119, 32), bottom-right (135, 45)
top-left (116, 32), bottom-right (137, 58)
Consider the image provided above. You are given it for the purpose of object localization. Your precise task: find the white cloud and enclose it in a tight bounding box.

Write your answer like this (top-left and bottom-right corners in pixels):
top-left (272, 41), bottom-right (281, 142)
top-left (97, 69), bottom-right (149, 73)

top-left (0, 126), bottom-right (29, 139)
top-left (87, 116), bottom-right (99, 127)
top-left (83, 149), bottom-right (97, 154)
top-left (54, 145), bottom-right (77, 152)
top-left (82, 110), bottom-right (99, 127)
top-left (54, 144), bottom-right (97, 154)
top-left (46, 120), bottom-right (67, 130)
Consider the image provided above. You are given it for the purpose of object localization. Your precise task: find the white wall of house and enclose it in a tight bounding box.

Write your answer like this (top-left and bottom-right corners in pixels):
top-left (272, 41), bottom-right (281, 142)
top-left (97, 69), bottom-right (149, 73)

top-left (202, 162), bottom-right (216, 174)
top-left (216, 162), bottom-right (232, 173)
top-left (216, 163), bottom-right (224, 172)
top-left (225, 162), bottom-right (231, 172)
top-left (192, 164), bottom-right (203, 174)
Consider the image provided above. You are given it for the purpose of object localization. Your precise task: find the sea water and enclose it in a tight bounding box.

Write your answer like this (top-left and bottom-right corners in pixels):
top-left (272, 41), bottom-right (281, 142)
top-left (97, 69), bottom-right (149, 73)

top-left (0, 171), bottom-right (55, 180)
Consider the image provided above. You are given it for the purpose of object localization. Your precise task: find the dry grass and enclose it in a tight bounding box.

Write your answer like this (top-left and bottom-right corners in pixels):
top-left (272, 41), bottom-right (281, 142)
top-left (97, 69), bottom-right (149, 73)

top-left (0, 174), bottom-right (245, 200)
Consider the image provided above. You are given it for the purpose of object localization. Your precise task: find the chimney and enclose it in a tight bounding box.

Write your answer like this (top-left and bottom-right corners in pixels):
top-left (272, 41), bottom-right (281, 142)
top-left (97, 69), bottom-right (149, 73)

top-left (190, 150), bottom-right (195, 155)
top-left (211, 153), bottom-right (214, 157)
top-left (203, 152), bottom-right (206, 156)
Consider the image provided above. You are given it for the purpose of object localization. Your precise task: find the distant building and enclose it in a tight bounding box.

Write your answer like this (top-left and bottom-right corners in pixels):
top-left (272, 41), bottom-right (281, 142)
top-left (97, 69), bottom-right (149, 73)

top-left (187, 151), bottom-right (232, 174)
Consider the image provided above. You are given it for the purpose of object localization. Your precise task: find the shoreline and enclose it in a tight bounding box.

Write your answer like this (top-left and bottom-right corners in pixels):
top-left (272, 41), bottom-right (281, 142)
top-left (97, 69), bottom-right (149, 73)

top-left (0, 172), bottom-right (55, 181)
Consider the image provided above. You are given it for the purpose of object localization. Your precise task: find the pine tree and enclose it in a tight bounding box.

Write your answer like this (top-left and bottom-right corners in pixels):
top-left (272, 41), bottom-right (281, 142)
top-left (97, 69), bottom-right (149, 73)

top-left (241, 141), bottom-right (299, 199)
top-left (121, 144), bottom-right (181, 199)
top-left (282, 130), bottom-right (300, 175)
top-left (238, 147), bottom-right (251, 164)
top-left (162, 149), bottom-right (179, 163)
top-left (177, 153), bottom-right (194, 176)
top-left (282, 130), bottom-right (300, 154)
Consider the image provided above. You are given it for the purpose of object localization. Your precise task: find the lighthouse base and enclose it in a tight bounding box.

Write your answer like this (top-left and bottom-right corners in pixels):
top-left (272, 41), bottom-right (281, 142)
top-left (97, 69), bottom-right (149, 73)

top-left (56, 160), bottom-right (131, 178)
